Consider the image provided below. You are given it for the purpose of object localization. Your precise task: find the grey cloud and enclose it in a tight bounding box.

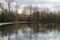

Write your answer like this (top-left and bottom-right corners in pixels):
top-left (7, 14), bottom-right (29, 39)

top-left (14, 0), bottom-right (47, 4)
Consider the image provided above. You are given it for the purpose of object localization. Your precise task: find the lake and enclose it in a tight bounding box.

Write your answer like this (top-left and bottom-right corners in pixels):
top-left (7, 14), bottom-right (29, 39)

top-left (0, 23), bottom-right (60, 40)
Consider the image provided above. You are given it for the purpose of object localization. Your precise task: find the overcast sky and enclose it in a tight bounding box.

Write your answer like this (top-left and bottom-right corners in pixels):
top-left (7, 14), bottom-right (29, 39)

top-left (15, 0), bottom-right (60, 11)
top-left (0, 0), bottom-right (60, 12)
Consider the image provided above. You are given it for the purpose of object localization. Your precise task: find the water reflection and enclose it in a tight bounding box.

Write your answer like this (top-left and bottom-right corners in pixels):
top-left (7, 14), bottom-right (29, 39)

top-left (0, 23), bottom-right (60, 40)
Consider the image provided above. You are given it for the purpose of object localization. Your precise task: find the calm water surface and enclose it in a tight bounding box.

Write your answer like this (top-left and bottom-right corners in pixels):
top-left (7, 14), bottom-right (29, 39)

top-left (0, 23), bottom-right (60, 40)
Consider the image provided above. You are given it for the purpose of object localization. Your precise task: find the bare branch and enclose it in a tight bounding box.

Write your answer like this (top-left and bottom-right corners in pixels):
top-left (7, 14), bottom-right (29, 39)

top-left (5, 0), bottom-right (8, 2)
top-left (5, 0), bottom-right (11, 13)
top-left (0, 3), bottom-right (6, 13)
top-left (15, 3), bottom-right (20, 13)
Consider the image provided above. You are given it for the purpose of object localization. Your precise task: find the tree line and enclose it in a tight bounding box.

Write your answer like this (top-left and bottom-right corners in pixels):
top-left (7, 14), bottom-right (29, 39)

top-left (0, 0), bottom-right (60, 23)
top-left (0, 9), bottom-right (60, 23)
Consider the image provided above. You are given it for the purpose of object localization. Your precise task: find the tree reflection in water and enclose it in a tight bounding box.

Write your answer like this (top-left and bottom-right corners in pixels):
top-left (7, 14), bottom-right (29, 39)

top-left (0, 23), bottom-right (60, 40)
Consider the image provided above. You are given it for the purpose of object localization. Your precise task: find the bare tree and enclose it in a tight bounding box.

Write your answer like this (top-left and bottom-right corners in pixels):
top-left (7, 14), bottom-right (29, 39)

top-left (0, 3), bottom-right (7, 13)
top-left (0, 0), bottom-right (13, 13)
top-left (5, 0), bottom-right (13, 13)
